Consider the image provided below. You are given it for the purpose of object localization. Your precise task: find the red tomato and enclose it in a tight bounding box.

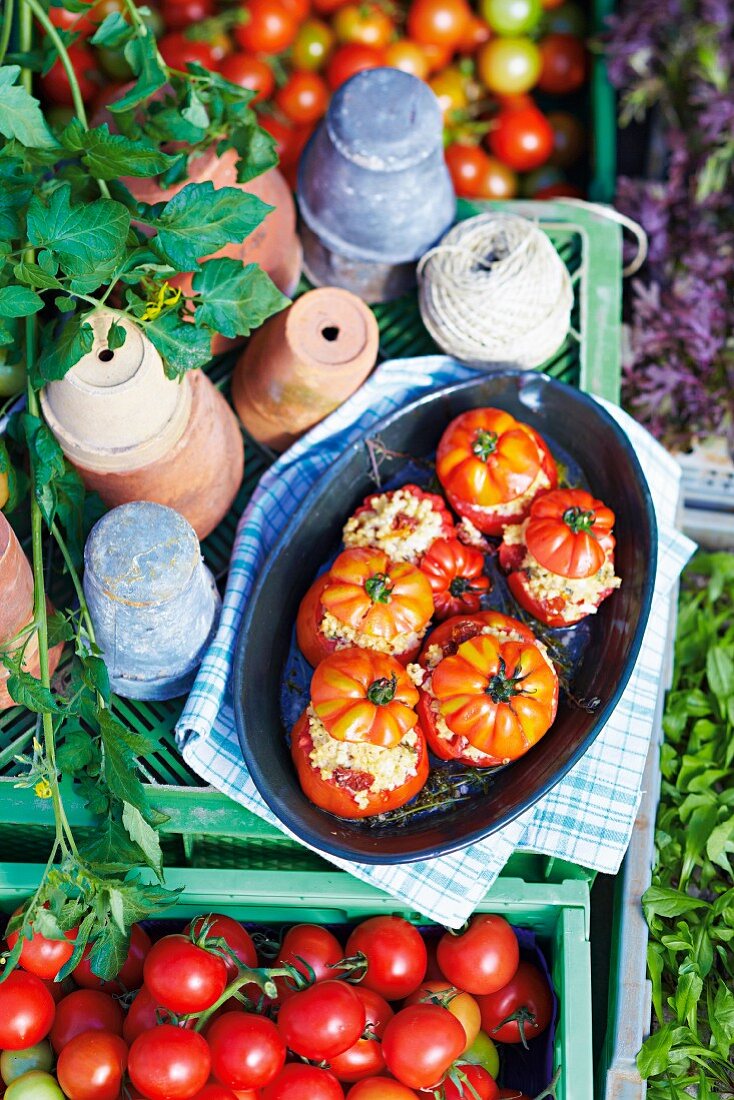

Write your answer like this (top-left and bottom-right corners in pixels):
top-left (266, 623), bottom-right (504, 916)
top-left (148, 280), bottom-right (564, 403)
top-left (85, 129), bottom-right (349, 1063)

top-left (477, 962), bottom-right (553, 1044)
top-left (123, 987), bottom-right (164, 1046)
top-left (5, 909), bottom-right (78, 983)
top-left (312, 0), bottom-right (351, 14)
top-left (0, 971), bottom-right (56, 1050)
top-left (383, 39), bottom-right (429, 78)
top-left (443, 1065), bottom-right (500, 1100)
top-left (128, 1025), bottom-right (211, 1100)
top-left (488, 103), bottom-right (553, 171)
top-left (262, 1064), bottom-right (344, 1099)
top-left (420, 40), bottom-right (453, 71)
top-left (276, 70), bottom-right (329, 123)
top-left (56, 1031), bottom-right (128, 1100)
top-left (185, 914), bottom-right (258, 978)
top-left (457, 13), bottom-right (491, 51)
top-left (533, 181), bottom-right (583, 199)
top-left (159, 31), bottom-right (223, 70)
top-left (235, 0), bottom-right (298, 53)
top-left (280, 0), bottom-right (311, 20)
top-left (143, 936), bottom-right (228, 1015)
top-left (277, 980), bottom-right (365, 1060)
top-left (382, 1005), bottom-right (466, 1090)
top-left (48, 4), bottom-right (96, 35)
top-left (420, 538), bottom-right (490, 619)
top-left (42, 976), bottom-right (75, 1004)
top-left (437, 916), bottom-right (520, 996)
top-left (407, 0), bottom-right (471, 48)
top-left (333, 3), bottom-right (394, 48)
top-left (345, 916), bottom-right (427, 1001)
top-left (49, 991), bottom-right (124, 1054)
top-left (275, 923), bottom-right (343, 997)
top-left (161, 0), bottom-right (214, 29)
top-left (73, 923), bottom-right (151, 994)
top-left (404, 981), bottom-right (480, 1051)
top-left (191, 1087), bottom-right (239, 1100)
top-left (39, 48), bottom-right (97, 111)
top-left (348, 1081), bottom-right (419, 1100)
top-left (538, 33), bottom-right (586, 94)
top-left (326, 43), bottom-right (384, 88)
top-left (547, 110), bottom-right (585, 167)
top-left (475, 155), bottom-right (517, 199)
top-left (328, 987), bottom-right (393, 1082)
top-left (292, 18), bottom-right (335, 69)
top-left (208, 1013), bottom-right (285, 1090)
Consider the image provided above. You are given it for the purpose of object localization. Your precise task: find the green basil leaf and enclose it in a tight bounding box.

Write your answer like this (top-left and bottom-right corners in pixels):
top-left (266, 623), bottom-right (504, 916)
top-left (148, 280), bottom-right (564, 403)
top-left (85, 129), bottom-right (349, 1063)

top-left (0, 65), bottom-right (58, 149)
top-left (152, 181), bottom-right (271, 270)
top-left (192, 257), bottom-right (289, 338)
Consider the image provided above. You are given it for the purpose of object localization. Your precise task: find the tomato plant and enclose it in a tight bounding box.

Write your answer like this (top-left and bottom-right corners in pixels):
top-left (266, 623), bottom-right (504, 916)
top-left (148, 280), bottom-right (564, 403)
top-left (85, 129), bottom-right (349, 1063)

top-left (346, 916), bottom-right (427, 1000)
top-left (382, 1005), bottom-right (466, 1090)
top-left (538, 33), bottom-right (586, 94)
top-left (207, 1013), bottom-right (285, 1090)
top-left (437, 915), bottom-right (520, 996)
top-left (276, 70), bottom-right (330, 122)
top-left (72, 924), bottom-right (149, 995)
top-left (261, 1064), bottom-right (345, 1099)
top-left (55, 1031), bottom-right (128, 1100)
top-left (143, 935), bottom-right (228, 1015)
top-left (0, 971), bottom-right (56, 1050)
top-left (326, 43), bottom-right (384, 88)
top-left (128, 1025), bottom-right (211, 1100)
top-left (477, 962), bottom-right (553, 1045)
top-left (277, 979), bottom-right (365, 1060)
top-left (49, 990), bottom-right (124, 1053)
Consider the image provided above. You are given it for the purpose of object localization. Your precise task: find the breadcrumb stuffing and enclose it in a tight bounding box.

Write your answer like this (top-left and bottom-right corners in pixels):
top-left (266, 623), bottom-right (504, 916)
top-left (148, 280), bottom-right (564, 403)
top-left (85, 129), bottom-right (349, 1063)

top-left (343, 488), bottom-right (446, 562)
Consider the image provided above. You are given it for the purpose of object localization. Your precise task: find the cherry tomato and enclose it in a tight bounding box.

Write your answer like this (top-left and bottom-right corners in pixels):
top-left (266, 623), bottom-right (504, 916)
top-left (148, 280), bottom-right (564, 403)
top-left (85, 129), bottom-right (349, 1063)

top-left (143, 935), bottom-right (228, 1016)
top-left (420, 40), bottom-right (453, 71)
top-left (73, 924), bottom-right (151, 995)
top-left (0, 972), bottom-right (56, 1050)
top-left (346, 916), bottom-right (427, 1001)
top-left (49, 990), bottom-right (124, 1054)
top-left (128, 1026), bottom-right (211, 1100)
top-left (5, 908), bottom-right (78, 983)
top-left (463, 1031), bottom-right (500, 1079)
top-left (333, 3), bottom-right (393, 48)
top-left (191, 1087), bottom-right (239, 1100)
top-left (161, 0), bottom-right (214, 29)
top-left (480, 0), bottom-right (541, 34)
top-left (383, 39), bottom-right (429, 77)
top-left (292, 18), bottom-right (335, 69)
top-left (280, 0), bottom-right (311, 18)
top-left (0, 353), bottom-right (26, 397)
top-left (207, 1013), bottom-right (285, 1090)
top-left (429, 67), bottom-right (468, 119)
top-left (328, 987), bottom-right (393, 1083)
top-left (276, 70), bottom-right (329, 123)
top-left (443, 1065), bottom-right (500, 1100)
top-left (312, 0), bottom-right (351, 14)
top-left (5, 1071), bottom-right (65, 1100)
top-left (0, 1042), bottom-right (53, 1085)
top-left (547, 109), bottom-right (585, 167)
top-left (456, 14), bottom-right (491, 51)
top-left (445, 143), bottom-right (490, 197)
top-left (348, 1081), bottom-right (419, 1100)
top-left (262, 1064), bottom-right (344, 1100)
top-left (382, 1005), bottom-right (466, 1091)
top-left (277, 980), bottom-right (365, 1061)
top-left (476, 36), bottom-right (540, 95)
top-left (541, 0), bottom-right (585, 35)
top-left (235, 0), bottom-right (298, 54)
top-left (477, 962), bottom-right (553, 1044)
top-left (48, 4), bottom-right (96, 35)
top-left (538, 33), bottom-right (586, 94)
top-left (407, 0), bottom-right (471, 49)
top-left (275, 924), bottom-right (344, 997)
top-left (56, 1031), bottom-right (128, 1100)
top-left (41, 977), bottom-right (75, 1004)
top-left (159, 31), bottom-right (223, 71)
top-left (476, 154), bottom-right (518, 198)
top-left (437, 916), bottom-right (519, 996)
top-left (488, 102), bottom-right (553, 171)
top-left (326, 43), bottom-right (384, 88)
top-left (185, 914), bottom-right (258, 978)
top-left (405, 981), bottom-right (480, 1051)
top-left (123, 988), bottom-right (166, 1046)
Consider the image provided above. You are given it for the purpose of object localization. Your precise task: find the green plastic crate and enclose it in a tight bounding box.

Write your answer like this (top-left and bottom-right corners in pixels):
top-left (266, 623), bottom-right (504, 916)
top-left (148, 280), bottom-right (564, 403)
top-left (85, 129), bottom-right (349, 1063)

top-left (0, 863), bottom-right (593, 1100)
top-left (0, 199), bottom-right (622, 868)
top-left (590, 0), bottom-right (617, 203)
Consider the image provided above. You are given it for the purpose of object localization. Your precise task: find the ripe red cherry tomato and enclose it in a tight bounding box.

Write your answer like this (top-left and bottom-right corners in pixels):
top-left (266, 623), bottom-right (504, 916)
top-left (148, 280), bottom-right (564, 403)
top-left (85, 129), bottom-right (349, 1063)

top-left (488, 103), bottom-right (553, 171)
top-left (457, 14), bottom-right (491, 51)
top-left (73, 923), bottom-right (151, 995)
top-left (292, 18), bottom-right (335, 69)
top-left (382, 1005), bottom-right (466, 1091)
top-left (443, 1065), bottom-right (500, 1100)
top-left (128, 1025), bottom-right (211, 1100)
top-left (49, 990), bottom-right (124, 1054)
top-left (0, 971), bottom-right (56, 1050)
top-left (143, 935), bottom-right (228, 1015)
top-left (189, 1087), bottom-right (239, 1100)
top-left (445, 143), bottom-right (491, 198)
top-left (347, 1081), bottom-right (419, 1100)
top-left (407, 0), bottom-right (471, 49)
top-left (333, 3), bottom-right (394, 48)
top-left (477, 961), bottom-right (553, 1044)
top-left (207, 1013), bottom-right (285, 1091)
top-left (276, 70), bottom-right (329, 123)
top-left (235, 0), bottom-right (298, 54)
top-left (326, 43), bottom-right (384, 88)
top-left (262, 1064), bottom-right (344, 1100)
top-left (345, 916), bottom-right (427, 1001)
top-left (538, 33), bottom-right (586, 94)
top-left (56, 1031), bottom-right (128, 1100)
top-left (328, 987), bottom-right (393, 1082)
top-left (437, 915), bottom-right (519, 996)
top-left (159, 31), bottom-right (223, 70)
top-left (5, 908), bottom-right (78, 981)
top-left (161, 0), bottom-right (214, 29)
top-left (39, 43), bottom-right (97, 105)
top-left (185, 914), bottom-right (258, 978)
top-left (277, 980), bottom-right (365, 1061)
top-left (275, 923), bottom-right (344, 999)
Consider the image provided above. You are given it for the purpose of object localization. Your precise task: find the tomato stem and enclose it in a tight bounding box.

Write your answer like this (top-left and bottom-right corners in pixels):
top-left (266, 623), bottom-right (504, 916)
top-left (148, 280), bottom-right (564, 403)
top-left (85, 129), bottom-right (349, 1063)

top-left (561, 506), bottom-right (596, 534)
top-left (449, 575), bottom-right (472, 597)
top-left (364, 572), bottom-right (393, 604)
top-left (192, 963), bottom-right (297, 1031)
top-left (491, 1005), bottom-right (537, 1050)
top-left (472, 429), bottom-right (498, 461)
top-left (366, 673), bottom-right (398, 706)
top-left (485, 656), bottom-right (527, 704)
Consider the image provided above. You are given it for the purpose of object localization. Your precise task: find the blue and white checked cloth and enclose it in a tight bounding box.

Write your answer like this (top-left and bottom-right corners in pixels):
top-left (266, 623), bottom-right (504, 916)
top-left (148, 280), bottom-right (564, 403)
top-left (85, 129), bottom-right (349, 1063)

top-left (176, 357), bottom-right (695, 927)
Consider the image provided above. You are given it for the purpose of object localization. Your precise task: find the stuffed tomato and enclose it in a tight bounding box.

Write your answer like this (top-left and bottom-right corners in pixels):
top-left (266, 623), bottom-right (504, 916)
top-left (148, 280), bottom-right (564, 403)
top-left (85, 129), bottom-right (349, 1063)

top-left (291, 649), bottom-right (429, 819)
top-left (343, 484), bottom-right (456, 563)
top-left (419, 538), bottom-right (490, 621)
top-left (499, 488), bottom-right (621, 627)
top-left (413, 612), bottom-right (558, 767)
top-left (436, 408), bottom-right (557, 536)
top-left (296, 547), bottom-right (434, 668)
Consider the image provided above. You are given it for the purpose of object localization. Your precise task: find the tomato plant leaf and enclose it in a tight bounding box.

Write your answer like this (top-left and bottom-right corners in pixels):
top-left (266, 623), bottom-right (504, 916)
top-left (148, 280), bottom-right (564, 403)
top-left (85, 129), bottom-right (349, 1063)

top-left (143, 310), bottom-right (212, 378)
top-left (27, 185), bottom-right (130, 278)
top-left (5, 671), bottom-right (64, 713)
top-left (110, 33), bottom-right (167, 112)
top-left (36, 314), bottom-right (95, 383)
top-left (192, 257), bottom-right (289, 338)
top-left (230, 120), bottom-right (279, 184)
top-left (0, 66), bottom-right (57, 149)
top-left (60, 119), bottom-right (179, 180)
top-left (151, 181), bottom-right (271, 270)
top-left (106, 320), bottom-right (126, 351)
top-left (89, 10), bottom-right (134, 48)
top-left (0, 285), bottom-right (44, 317)
top-left (122, 802), bottom-right (163, 880)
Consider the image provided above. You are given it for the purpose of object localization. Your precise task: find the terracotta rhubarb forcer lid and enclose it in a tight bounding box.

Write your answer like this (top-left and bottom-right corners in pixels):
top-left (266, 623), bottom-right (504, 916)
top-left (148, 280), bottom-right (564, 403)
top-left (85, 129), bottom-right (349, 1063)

top-left (41, 309), bottom-right (192, 473)
top-left (0, 512), bottom-right (34, 642)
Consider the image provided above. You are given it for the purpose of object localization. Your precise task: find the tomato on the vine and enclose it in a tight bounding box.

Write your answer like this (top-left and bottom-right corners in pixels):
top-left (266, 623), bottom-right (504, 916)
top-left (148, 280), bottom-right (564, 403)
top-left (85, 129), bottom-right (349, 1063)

top-left (39, 42), bottom-right (98, 105)
top-left (443, 1065), bottom-right (500, 1100)
top-left (49, 990), bottom-right (124, 1054)
top-left (159, 31), bottom-right (224, 71)
top-left (161, 0), bottom-right (214, 29)
top-left (328, 987), bottom-right (393, 1083)
top-left (429, 67), bottom-right (468, 119)
top-left (407, 0), bottom-right (471, 49)
top-left (128, 1025), bottom-right (211, 1100)
top-left (326, 43), bottom-right (384, 88)
top-left (538, 33), bottom-right (586, 94)
top-left (0, 971), bottom-right (55, 1050)
top-left (292, 18), bottom-right (335, 69)
top-left (143, 935), bottom-right (228, 1015)
top-left (346, 916), bottom-right (427, 1000)
top-left (48, 3), bottom-right (96, 35)
top-left (383, 39), bottom-right (429, 78)
top-left (5, 907), bottom-right (78, 981)
top-left (488, 102), bottom-right (553, 172)
top-left (262, 1064), bottom-right (345, 1100)
top-left (276, 70), bottom-right (329, 123)
top-left (73, 923), bottom-right (151, 994)
top-left (333, 3), bottom-right (394, 48)
top-left (123, 987), bottom-right (165, 1046)
top-left (55, 1031), bottom-right (128, 1100)
top-left (477, 961), bottom-right (553, 1044)
top-left (185, 914), bottom-right (258, 977)
top-left (382, 1005), bottom-right (466, 1091)
top-left (277, 980), bottom-right (365, 1060)
top-left (275, 923), bottom-right (343, 994)
top-left (437, 915), bottom-right (520, 996)
top-left (207, 1012), bottom-right (285, 1091)
top-left (235, 0), bottom-right (298, 53)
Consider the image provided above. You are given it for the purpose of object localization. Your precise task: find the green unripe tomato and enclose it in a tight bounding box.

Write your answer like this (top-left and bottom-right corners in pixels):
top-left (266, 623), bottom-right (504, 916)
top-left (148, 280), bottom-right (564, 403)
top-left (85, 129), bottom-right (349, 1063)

top-left (481, 0), bottom-right (542, 35)
top-left (476, 36), bottom-right (541, 95)
top-left (463, 1030), bottom-right (500, 1079)
top-left (0, 350), bottom-right (27, 397)
top-left (96, 45), bottom-right (133, 80)
top-left (1, 1042), bottom-right (55, 1086)
top-left (5, 1071), bottom-right (65, 1099)
top-left (292, 18), bottom-right (335, 70)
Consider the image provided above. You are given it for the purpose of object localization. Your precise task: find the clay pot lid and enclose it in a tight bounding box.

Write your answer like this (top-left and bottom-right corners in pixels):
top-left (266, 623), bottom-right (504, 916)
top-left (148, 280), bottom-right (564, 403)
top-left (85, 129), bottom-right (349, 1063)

top-left (0, 513), bottom-right (11, 560)
top-left (70, 312), bottom-right (147, 392)
top-left (286, 288), bottom-right (376, 367)
top-left (84, 502), bottom-right (200, 606)
top-left (327, 68), bottom-right (443, 172)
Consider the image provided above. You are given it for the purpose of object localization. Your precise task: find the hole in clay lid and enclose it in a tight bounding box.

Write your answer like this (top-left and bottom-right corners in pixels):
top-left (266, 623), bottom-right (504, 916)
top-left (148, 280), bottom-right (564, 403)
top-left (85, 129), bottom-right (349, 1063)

top-left (98, 349), bottom-right (114, 363)
top-left (321, 326), bottom-right (340, 342)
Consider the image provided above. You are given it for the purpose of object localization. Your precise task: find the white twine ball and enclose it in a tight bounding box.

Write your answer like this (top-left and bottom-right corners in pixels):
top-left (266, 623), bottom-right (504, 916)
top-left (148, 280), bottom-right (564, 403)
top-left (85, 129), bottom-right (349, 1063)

top-left (417, 212), bottom-right (574, 371)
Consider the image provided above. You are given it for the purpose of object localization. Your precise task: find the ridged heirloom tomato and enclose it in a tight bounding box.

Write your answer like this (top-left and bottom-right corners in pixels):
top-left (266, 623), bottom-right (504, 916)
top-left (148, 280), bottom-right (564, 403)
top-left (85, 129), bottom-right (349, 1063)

top-left (419, 539), bottom-right (490, 620)
top-left (310, 648), bottom-right (420, 747)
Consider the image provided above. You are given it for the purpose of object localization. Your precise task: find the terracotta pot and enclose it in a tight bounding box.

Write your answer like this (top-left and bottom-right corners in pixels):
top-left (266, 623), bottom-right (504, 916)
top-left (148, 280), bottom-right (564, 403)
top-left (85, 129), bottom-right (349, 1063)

top-left (0, 513), bottom-right (63, 711)
top-left (231, 287), bottom-right (379, 451)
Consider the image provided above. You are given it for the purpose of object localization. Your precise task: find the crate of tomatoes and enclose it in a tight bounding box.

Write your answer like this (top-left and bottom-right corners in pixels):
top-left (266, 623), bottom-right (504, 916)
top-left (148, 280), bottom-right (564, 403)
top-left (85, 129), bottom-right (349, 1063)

top-left (40, 0), bottom-right (615, 204)
top-left (0, 862), bottom-right (592, 1100)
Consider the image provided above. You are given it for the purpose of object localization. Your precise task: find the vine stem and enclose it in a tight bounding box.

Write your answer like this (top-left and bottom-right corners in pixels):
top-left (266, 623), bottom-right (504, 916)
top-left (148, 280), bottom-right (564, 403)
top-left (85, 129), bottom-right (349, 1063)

top-left (0, 0), bottom-right (14, 67)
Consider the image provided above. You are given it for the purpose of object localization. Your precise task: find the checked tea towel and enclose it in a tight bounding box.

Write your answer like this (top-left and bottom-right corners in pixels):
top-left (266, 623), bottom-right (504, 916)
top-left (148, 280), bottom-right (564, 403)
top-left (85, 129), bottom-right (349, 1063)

top-left (177, 356), bottom-right (695, 927)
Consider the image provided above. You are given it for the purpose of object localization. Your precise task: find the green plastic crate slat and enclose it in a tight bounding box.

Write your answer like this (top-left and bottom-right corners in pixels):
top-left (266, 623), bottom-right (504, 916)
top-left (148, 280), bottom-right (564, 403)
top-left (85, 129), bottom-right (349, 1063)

top-left (0, 199), bottom-right (622, 871)
top-left (0, 864), bottom-right (593, 1100)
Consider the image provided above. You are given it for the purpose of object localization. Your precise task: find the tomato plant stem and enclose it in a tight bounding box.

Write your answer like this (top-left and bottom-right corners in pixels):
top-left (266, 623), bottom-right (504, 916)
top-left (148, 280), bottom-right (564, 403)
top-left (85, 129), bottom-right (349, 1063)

top-left (0, 0), bottom-right (14, 67)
